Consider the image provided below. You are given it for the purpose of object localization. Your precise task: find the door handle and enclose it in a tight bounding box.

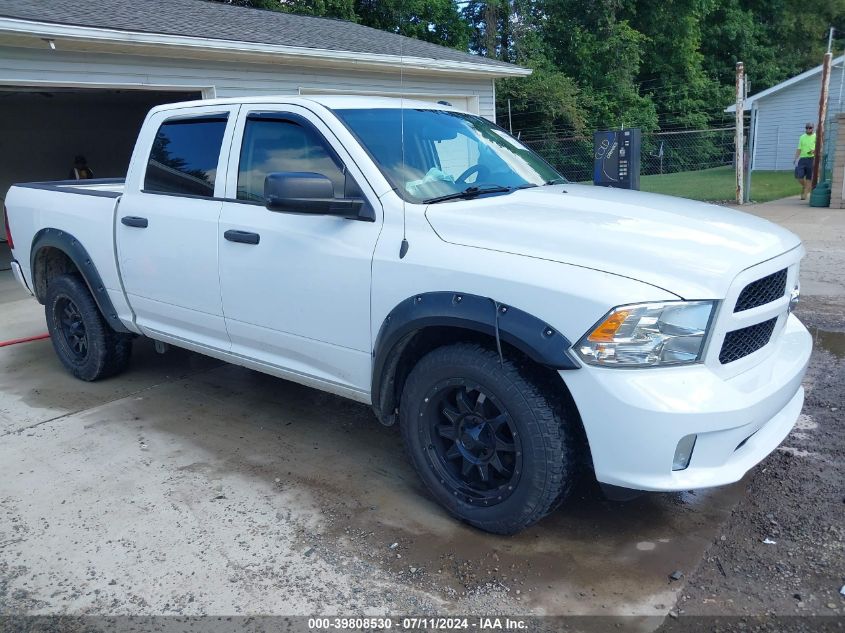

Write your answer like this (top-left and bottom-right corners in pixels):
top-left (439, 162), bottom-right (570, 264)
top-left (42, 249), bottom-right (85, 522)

top-left (224, 230), bottom-right (260, 245)
top-left (121, 216), bottom-right (148, 228)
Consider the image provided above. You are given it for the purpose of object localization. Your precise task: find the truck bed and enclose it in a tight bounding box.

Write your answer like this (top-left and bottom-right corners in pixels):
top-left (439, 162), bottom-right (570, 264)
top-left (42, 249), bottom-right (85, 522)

top-left (12, 178), bottom-right (125, 199)
top-left (5, 177), bottom-right (134, 333)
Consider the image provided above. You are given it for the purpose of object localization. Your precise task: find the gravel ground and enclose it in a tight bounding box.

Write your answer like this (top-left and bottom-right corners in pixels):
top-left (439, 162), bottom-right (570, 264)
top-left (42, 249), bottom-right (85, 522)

top-left (657, 295), bottom-right (845, 632)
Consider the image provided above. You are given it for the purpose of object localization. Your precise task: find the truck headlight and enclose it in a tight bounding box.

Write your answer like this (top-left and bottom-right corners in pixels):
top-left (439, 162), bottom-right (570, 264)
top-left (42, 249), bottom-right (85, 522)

top-left (576, 301), bottom-right (716, 367)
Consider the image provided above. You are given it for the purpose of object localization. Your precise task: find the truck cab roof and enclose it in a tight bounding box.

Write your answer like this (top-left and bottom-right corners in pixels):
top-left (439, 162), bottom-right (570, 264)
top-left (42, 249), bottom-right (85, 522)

top-left (147, 94), bottom-right (459, 116)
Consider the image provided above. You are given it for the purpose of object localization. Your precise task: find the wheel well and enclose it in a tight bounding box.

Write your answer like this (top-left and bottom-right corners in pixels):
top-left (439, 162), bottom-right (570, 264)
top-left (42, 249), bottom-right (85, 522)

top-left (32, 246), bottom-right (80, 303)
top-left (385, 327), bottom-right (489, 419)
top-left (378, 326), bottom-right (588, 449)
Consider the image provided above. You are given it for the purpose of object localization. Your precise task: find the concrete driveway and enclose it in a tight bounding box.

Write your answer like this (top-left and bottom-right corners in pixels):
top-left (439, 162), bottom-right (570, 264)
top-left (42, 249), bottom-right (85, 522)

top-left (0, 197), bottom-right (841, 625)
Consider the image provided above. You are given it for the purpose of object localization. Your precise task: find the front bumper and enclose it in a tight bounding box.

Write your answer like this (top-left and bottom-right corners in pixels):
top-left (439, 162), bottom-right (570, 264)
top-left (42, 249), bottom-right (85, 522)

top-left (563, 313), bottom-right (812, 491)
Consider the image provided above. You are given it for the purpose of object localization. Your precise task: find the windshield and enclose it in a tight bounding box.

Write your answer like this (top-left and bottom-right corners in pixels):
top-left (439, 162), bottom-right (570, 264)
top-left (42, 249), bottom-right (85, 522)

top-left (333, 108), bottom-right (565, 203)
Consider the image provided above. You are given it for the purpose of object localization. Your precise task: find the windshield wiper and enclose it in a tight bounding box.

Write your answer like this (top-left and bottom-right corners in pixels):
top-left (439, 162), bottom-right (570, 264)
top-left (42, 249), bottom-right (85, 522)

top-left (423, 185), bottom-right (513, 204)
top-left (545, 177), bottom-right (568, 185)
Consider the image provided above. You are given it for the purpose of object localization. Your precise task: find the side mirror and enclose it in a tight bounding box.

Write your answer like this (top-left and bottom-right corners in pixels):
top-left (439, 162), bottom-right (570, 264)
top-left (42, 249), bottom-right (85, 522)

top-left (264, 172), bottom-right (371, 220)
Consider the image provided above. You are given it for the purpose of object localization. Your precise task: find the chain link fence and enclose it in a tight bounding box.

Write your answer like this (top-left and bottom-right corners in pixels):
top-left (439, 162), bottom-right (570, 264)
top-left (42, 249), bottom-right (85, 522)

top-left (521, 127), bottom-right (738, 184)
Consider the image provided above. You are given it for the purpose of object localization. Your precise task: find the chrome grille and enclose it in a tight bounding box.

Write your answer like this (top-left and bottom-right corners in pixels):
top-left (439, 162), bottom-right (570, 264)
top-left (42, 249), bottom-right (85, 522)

top-left (734, 268), bottom-right (787, 312)
top-left (719, 318), bottom-right (777, 364)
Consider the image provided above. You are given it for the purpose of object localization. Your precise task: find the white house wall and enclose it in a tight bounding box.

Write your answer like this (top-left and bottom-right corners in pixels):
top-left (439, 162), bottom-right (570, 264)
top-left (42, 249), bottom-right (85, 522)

top-left (0, 45), bottom-right (496, 119)
top-left (753, 65), bottom-right (845, 171)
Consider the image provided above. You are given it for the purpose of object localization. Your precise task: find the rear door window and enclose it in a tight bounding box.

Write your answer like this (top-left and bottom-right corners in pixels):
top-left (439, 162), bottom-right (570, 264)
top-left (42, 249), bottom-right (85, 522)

top-left (144, 116), bottom-right (228, 197)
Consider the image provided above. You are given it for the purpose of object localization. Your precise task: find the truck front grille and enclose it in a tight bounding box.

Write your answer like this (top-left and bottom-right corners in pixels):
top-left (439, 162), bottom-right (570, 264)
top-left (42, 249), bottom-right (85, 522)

top-left (734, 268), bottom-right (787, 312)
top-left (719, 318), bottom-right (777, 364)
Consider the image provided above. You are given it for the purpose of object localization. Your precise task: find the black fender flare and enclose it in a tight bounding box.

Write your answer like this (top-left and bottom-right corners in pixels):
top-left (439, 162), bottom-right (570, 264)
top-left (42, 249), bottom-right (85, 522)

top-left (371, 292), bottom-right (579, 423)
top-left (30, 228), bottom-right (130, 333)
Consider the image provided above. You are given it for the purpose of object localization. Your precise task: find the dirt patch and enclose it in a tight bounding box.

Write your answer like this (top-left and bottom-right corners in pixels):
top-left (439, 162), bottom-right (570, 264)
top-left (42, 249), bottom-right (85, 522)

top-left (657, 299), bottom-right (845, 631)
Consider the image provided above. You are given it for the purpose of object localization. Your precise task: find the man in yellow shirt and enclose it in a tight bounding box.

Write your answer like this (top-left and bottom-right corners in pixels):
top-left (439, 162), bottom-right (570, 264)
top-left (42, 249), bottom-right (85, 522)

top-left (794, 122), bottom-right (816, 200)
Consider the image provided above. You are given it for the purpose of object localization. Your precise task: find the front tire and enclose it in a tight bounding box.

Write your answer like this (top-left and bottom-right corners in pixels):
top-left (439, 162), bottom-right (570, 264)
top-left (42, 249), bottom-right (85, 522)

top-left (400, 343), bottom-right (577, 534)
top-left (45, 274), bottom-right (132, 381)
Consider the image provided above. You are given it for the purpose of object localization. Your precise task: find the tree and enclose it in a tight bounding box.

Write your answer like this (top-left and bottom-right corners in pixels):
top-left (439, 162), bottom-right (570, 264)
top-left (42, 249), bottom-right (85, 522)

top-left (205, 0), bottom-right (845, 138)
top-left (702, 0), bottom-right (845, 90)
top-left (355, 0), bottom-right (470, 49)
top-left (462, 0), bottom-right (514, 60)
top-left (209, 0), bottom-right (356, 18)
top-left (532, 0), bottom-right (657, 130)
top-left (491, 3), bottom-right (585, 136)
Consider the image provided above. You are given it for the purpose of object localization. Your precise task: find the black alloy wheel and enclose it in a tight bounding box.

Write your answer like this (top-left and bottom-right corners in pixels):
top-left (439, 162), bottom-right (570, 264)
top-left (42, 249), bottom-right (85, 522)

top-left (421, 380), bottom-right (522, 506)
top-left (400, 343), bottom-right (579, 534)
top-left (55, 296), bottom-right (89, 361)
top-left (45, 274), bottom-right (133, 381)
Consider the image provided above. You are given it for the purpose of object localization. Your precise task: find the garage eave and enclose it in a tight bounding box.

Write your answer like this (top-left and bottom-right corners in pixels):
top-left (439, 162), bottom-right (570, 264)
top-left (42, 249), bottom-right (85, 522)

top-left (0, 18), bottom-right (533, 79)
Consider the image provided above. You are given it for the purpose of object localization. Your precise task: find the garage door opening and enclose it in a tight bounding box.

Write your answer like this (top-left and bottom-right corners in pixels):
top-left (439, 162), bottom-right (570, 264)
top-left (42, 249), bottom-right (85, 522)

top-left (0, 88), bottom-right (202, 198)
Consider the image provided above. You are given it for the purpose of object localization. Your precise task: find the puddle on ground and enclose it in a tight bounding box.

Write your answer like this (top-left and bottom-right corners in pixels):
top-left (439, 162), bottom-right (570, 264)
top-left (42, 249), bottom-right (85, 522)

top-left (373, 482), bottom-right (746, 613)
top-left (812, 328), bottom-right (845, 358)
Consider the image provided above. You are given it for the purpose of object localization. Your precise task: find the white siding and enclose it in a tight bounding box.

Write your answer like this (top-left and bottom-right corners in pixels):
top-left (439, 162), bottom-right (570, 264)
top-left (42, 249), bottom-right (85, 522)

top-left (753, 64), bottom-right (845, 171)
top-left (0, 45), bottom-right (496, 119)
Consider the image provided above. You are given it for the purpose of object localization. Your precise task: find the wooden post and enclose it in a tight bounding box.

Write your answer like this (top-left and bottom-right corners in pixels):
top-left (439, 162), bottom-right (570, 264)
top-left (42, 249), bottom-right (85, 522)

top-left (812, 52), bottom-right (833, 187)
top-left (735, 62), bottom-right (745, 204)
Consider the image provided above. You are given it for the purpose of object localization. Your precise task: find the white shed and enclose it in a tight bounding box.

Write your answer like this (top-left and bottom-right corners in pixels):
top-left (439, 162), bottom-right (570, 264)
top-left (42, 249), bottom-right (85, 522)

top-left (0, 0), bottom-right (528, 197)
top-left (726, 55), bottom-right (845, 171)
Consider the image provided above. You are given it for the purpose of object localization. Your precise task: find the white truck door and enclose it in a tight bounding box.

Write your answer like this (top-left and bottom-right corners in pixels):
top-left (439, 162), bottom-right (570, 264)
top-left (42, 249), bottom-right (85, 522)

top-left (218, 105), bottom-right (382, 397)
top-left (117, 105), bottom-right (237, 350)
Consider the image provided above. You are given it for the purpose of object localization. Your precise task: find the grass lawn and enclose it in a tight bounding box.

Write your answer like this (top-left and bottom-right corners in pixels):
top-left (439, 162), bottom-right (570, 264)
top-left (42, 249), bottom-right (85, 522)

top-left (638, 166), bottom-right (798, 203)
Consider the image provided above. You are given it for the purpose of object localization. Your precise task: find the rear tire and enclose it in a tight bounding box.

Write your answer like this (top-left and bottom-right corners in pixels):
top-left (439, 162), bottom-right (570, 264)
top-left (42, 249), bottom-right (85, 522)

top-left (400, 343), bottom-right (577, 534)
top-left (45, 274), bottom-right (132, 381)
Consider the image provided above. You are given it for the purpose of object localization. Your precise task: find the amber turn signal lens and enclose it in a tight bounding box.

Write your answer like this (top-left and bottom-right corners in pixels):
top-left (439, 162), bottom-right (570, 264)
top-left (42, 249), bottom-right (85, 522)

top-left (587, 310), bottom-right (630, 342)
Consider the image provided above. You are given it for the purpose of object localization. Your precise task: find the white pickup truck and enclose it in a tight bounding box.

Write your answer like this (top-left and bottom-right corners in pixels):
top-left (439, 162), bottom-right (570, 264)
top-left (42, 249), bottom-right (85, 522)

top-left (4, 96), bottom-right (812, 534)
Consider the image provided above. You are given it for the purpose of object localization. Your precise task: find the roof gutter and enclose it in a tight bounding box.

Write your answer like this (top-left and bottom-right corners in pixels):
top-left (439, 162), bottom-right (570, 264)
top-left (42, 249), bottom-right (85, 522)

top-left (0, 17), bottom-right (532, 78)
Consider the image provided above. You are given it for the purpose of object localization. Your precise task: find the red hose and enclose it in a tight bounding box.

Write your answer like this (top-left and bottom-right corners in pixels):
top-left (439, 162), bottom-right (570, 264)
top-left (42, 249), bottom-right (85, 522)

top-left (0, 333), bottom-right (50, 347)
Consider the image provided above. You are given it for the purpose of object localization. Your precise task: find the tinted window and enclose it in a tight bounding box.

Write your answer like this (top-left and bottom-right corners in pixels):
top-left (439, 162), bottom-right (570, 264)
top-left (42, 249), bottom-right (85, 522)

top-left (335, 108), bottom-right (563, 203)
top-left (237, 117), bottom-right (347, 203)
top-left (144, 116), bottom-right (227, 197)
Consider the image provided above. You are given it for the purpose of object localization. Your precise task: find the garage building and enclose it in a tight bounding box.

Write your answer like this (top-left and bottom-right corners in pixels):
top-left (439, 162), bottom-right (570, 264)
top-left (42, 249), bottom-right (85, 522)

top-left (0, 0), bottom-right (528, 197)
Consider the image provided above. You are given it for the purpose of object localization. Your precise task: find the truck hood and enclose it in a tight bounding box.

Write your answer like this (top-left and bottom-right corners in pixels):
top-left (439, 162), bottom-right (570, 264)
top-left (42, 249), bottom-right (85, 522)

top-left (425, 184), bottom-right (802, 299)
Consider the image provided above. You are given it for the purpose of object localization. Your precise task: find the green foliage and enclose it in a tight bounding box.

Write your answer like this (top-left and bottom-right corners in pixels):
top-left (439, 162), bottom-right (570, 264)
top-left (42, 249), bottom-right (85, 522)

top-left (492, 6), bottom-right (584, 136)
top-left (209, 0), bottom-right (356, 18)
top-left (498, 66), bottom-right (584, 137)
top-left (280, 0), bottom-right (357, 19)
top-left (207, 0), bottom-right (845, 139)
top-left (354, 0), bottom-right (470, 49)
top-left (461, 0), bottom-right (513, 60)
top-left (540, 1), bottom-right (656, 130)
top-left (702, 0), bottom-right (845, 88)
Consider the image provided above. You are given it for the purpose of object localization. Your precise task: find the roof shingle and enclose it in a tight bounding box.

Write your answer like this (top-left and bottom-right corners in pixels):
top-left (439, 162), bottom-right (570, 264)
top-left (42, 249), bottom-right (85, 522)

top-left (0, 0), bottom-right (520, 71)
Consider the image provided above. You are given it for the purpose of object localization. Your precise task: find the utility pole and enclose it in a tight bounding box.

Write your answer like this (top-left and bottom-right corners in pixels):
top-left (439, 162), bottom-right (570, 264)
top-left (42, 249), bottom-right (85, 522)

top-left (812, 52), bottom-right (833, 187)
top-left (735, 62), bottom-right (745, 205)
